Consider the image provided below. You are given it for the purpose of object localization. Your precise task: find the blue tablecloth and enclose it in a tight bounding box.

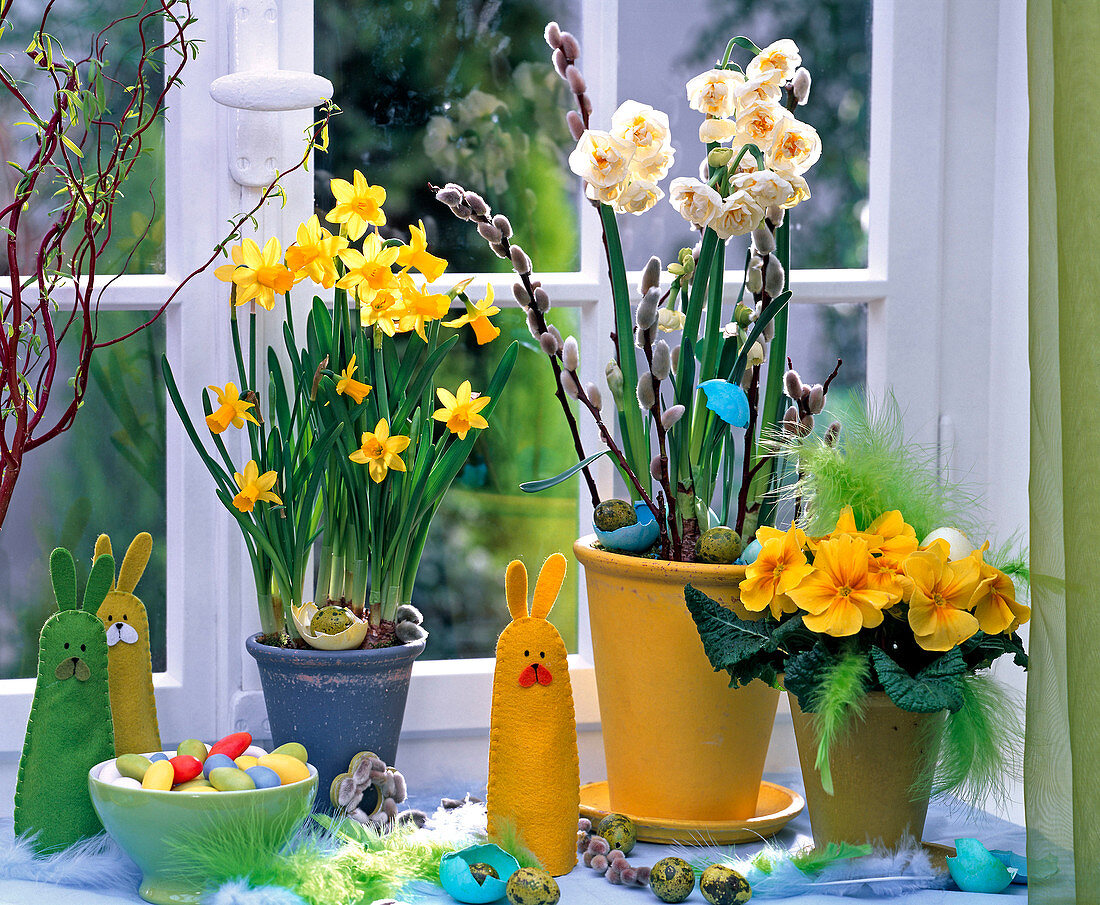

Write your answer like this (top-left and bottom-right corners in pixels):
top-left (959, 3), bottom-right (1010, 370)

top-left (0, 772), bottom-right (1026, 903)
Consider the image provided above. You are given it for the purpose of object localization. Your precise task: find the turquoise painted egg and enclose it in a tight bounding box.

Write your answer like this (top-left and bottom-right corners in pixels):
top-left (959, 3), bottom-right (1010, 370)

top-left (741, 538), bottom-right (763, 565)
top-left (947, 838), bottom-right (1014, 893)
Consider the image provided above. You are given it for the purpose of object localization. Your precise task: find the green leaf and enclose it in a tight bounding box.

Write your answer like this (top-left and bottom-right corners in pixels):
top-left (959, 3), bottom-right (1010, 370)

top-left (871, 646), bottom-right (967, 714)
top-left (959, 629), bottom-right (1028, 672)
top-left (520, 449), bottom-right (609, 493)
top-left (783, 644), bottom-right (836, 713)
top-left (684, 584), bottom-right (775, 687)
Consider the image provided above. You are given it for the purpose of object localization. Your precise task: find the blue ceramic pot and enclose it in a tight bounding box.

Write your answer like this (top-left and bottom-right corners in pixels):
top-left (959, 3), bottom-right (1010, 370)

top-left (246, 634), bottom-right (425, 804)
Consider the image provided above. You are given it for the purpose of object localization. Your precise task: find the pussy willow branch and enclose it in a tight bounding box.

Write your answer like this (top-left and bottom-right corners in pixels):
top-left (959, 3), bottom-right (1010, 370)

top-left (639, 328), bottom-right (680, 559)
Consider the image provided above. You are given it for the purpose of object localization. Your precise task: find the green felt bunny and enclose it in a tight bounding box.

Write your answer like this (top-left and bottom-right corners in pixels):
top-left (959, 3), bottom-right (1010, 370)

top-left (14, 548), bottom-right (116, 853)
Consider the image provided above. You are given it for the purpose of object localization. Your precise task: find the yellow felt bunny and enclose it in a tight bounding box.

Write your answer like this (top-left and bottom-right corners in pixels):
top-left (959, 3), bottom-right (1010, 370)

top-left (487, 553), bottom-right (579, 876)
top-left (94, 533), bottom-right (161, 755)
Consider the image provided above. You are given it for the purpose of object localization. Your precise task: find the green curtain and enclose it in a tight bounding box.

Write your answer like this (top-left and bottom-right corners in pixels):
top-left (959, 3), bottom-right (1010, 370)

top-left (1027, 2), bottom-right (1100, 901)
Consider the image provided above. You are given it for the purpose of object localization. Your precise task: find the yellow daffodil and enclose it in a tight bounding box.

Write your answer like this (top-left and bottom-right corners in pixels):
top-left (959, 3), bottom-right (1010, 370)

top-left (214, 237), bottom-right (295, 310)
top-left (739, 526), bottom-right (813, 619)
top-left (205, 381), bottom-right (258, 434)
top-left (901, 545), bottom-right (981, 651)
top-left (326, 170), bottom-right (386, 240)
top-left (443, 284), bottom-right (501, 345)
top-left (394, 273), bottom-right (450, 341)
top-left (349, 418), bottom-right (410, 483)
top-left (433, 380), bottom-right (491, 440)
top-left (285, 215), bottom-right (348, 288)
top-left (232, 460), bottom-right (282, 513)
top-left (358, 284), bottom-right (403, 337)
top-left (963, 546), bottom-right (1031, 635)
top-left (787, 534), bottom-right (892, 637)
top-left (337, 232), bottom-right (399, 306)
top-left (396, 220), bottom-right (448, 283)
top-left (335, 354), bottom-right (372, 404)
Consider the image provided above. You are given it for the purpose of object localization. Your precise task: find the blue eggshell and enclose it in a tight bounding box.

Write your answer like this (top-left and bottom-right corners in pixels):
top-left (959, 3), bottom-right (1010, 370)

top-left (148, 752), bottom-right (169, 763)
top-left (947, 838), bottom-right (1014, 893)
top-left (594, 500), bottom-right (660, 553)
top-left (202, 753), bottom-right (237, 779)
top-left (246, 765), bottom-right (282, 789)
top-left (699, 379), bottom-right (750, 428)
top-left (742, 538), bottom-right (763, 565)
top-left (990, 850), bottom-right (1027, 885)
top-left (440, 843), bottom-right (520, 904)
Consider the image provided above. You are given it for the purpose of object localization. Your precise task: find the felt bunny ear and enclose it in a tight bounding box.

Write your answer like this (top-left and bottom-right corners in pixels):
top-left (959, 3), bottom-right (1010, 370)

top-left (83, 553), bottom-right (115, 614)
top-left (93, 534), bottom-right (116, 591)
top-left (505, 560), bottom-right (529, 621)
top-left (49, 548), bottom-right (77, 612)
top-left (530, 553), bottom-right (567, 620)
top-left (117, 532), bottom-right (152, 594)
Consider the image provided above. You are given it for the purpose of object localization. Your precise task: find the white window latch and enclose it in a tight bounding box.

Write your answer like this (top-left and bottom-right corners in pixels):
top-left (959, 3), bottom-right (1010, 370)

top-left (210, 0), bottom-right (332, 187)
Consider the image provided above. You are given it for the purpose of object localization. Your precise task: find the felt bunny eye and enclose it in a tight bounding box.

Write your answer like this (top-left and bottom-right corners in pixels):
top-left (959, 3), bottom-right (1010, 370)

top-left (80, 644), bottom-right (86, 652)
top-left (64, 643), bottom-right (69, 650)
top-left (524, 649), bottom-right (530, 658)
top-left (122, 614), bottom-right (128, 621)
top-left (107, 615), bottom-right (112, 622)
top-left (540, 651), bottom-right (545, 659)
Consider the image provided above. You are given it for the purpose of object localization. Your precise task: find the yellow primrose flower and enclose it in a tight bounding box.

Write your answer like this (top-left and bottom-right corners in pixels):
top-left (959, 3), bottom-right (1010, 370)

top-left (205, 381), bottom-right (259, 434)
top-left (394, 273), bottom-right (450, 342)
top-left (232, 460), bottom-right (282, 513)
top-left (335, 354), bottom-right (372, 404)
top-left (739, 526), bottom-right (813, 620)
top-left (433, 380), bottom-right (491, 441)
top-left (901, 545), bottom-right (981, 651)
top-left (963, 546), bottom-right (1031, 635)
top-left (349, 418), bottom-right (410, 483)
top-left (396, 220), bottom-right (448, 283)
top-left (787, 534), bottom-right (892, 637)
top-left (326, 170), bottom-right (386, 240)
top-left (285, 215), bottom-right (348, 289)
top-left (443, 284), bottom-right (501, 345)
top-left (214, 237), bottom-right (295, 311)
top-left (337, 232), bottom-right (400, 306)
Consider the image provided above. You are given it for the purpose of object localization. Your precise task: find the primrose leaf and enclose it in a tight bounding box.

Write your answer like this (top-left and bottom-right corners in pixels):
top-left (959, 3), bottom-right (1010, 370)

top-left (871, 646), bottom-right (966, 714)
top-left (783, 644), bottom-right (837, 712)
top-left (684, 584), bottom-right (775, 687)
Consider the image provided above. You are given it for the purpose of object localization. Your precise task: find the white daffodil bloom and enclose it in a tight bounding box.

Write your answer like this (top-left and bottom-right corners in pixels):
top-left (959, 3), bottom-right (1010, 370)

top-left (733, 171), bottom-right (795, 210)
top-left (699, 118), bottom-right (738, 144)
top-left (614, 178), bottom-right (665, 215)
top-left (631, 144), bottom-right (676, 183)
top-left (611, 100), bottom-right (672, 162)
top-left (686, 68), bottom-right (743, 119)
top-left (736, 102), bottom-right (790, 149)
top-left (708, 190), bottom-right (765, 239)
top-left (568, 130), bottom-right (636, 188)
top-left (669, 177), bottom-right (723, 227)
top-left (767, 117), bottom-right (822, 176)
top-left (735, 73), bottom-right (783, 114)
top-left (746, 39), bottom-right (802, 86)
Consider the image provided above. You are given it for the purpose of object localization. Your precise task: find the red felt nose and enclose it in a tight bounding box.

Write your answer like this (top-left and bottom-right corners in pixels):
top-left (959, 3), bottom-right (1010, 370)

top-left (519, 664), bottom-right (537, 687)
top-left (537, 664), bottom-right (553, 685)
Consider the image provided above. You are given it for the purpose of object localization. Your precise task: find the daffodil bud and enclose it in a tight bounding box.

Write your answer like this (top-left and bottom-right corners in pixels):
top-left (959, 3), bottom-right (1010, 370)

top-left (464, 191), bottom-right (490, 217)
top-left (533, 287), bottom-right (551, 312)
top-left (766, 205), bottom-right (785, 227)
top-left (808, 383), bottom-right (825, 414)
top-left (670, 345), bottom-right (681, 375)
top-left (510, 245), bottom-right (532, 275)
top-left (707, 147), bottom-right (734, 168)
top-left (566, 65), bottom-right (586, 95)
top-left (791, 67), bottom-right (812, 105)
top-left (552, 47), bottom-right (569, 78)
top-left (747, 340), bottom-right (766, 367)
top-left (435, 186), bottom-right (462, 207)
top-left (650, 454), bottom-right (665, 481)
top-left (544, 21), bottom-right (562, 48)
top-left (640, 256), bottom-right (662, 295)
top-left (493, 214), bottom-right (513, 238)
top-left (563, 336), bottom-right (580, 371)
top-left (735, 303), bottom-right (753, 327)
top-left (605, 360), bottom-right (625, 408)
top-left (561, 370), bottom-right (580, 399)
top-left (477, 221), bottom-right (502, 244)
top-left (783, 404), bottom-right (799, 434)
top-left (637, 373), bottom-right (656, 410)
top-left (784, 369), bottom-right (804, 399)
top-left (751, 224), bottom-right (776, 255)
top-left (652, 340), bottom-right (671, 380)
top-left (586, 382), bottom-right (603, 411)
top-left (661, 404), bottom-right (685, 430)
top-left (636, 288), bottom-right (659, 330)
top-left (559, 31), bottom-right (580, 60)
top-left (723, 321), bottom-right (739, 339)
top-left (566, 110), bottom-right (585, 140)
top-left (825, 420), bottom-right (842, 446)
top-left (539, 332), bottom-right (560, 355)
top-left (746, 256), bottom-right (764, 294)
top-left (526, 308), bottom-right (541, 339)
top-left (764, 255), bottom-right (786, 297)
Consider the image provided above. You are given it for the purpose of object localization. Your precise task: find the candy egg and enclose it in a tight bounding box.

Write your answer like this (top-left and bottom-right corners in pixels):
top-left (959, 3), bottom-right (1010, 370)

top-left (177, 738), bottom-right (208, 764)
top-left (209, 767), bottom-right (256, 792)
top-left (651, 857), bottom-right (696, 903)
top-left (169, 755), bottom-right (203, 785)
top-left (246, 765), bottom-right (282, 790)
top-left (148, 752), bottom-right (169, 763)
top-left (110, 776), bottom-right (143, 790)
top-left (142, 759), bottom-right (174, 791)
top-left (271, 742), bottom-right (308, 763)
top-left (97, 760), bottom-right (122, 783)
top-left (116, 753), bottom-right (152, 782)
top-left (257, 753), bottom-right (310, 785)
top-left (700, 864), bottom-right (752, 905)
top-left (174, 779), bottom-right (216, 792)
top-left (208, 731), bottom-right (252, 760)
top-left (235, 755), bottom-right (260, 771)
top-left (242, 745), bottom-right (268, 759)
top-left (202, 753), bottom-right (237, 778)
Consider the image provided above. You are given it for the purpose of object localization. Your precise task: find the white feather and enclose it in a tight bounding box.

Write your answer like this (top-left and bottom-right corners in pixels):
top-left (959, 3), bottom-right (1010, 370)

top-left (0, 822), bottom-right (142, 893)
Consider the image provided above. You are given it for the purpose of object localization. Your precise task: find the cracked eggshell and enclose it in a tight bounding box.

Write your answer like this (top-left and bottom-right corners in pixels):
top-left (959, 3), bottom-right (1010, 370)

top-left (440, 843), bottom-right (520, 904)
top-left (291, 602), bottom-right (369, 650)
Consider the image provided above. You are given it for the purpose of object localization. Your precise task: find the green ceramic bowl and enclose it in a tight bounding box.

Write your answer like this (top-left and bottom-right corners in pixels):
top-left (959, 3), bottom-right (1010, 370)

top-left (89, 753), bottom-right (317, 905)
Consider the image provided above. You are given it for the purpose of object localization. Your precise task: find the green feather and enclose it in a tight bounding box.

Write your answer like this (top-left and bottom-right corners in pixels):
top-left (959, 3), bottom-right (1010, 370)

top-left (490, 817), bottom-right (543, 870)
top-left (807, 651), bottom-right (871, 796)
top-left (931, 672), bottom-right (1023, 808)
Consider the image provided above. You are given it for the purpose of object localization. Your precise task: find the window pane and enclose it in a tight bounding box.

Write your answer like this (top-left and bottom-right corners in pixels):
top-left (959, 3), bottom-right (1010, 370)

top-left (0, 2), bottom-right (167, 275)
top-left (413, 307), bottom-right (580, 659)
top-left (315, 0), bottom-right (581, 273)
top-left (0, 312), bottom-right (167, 678)
top-left (615, 0), bottom-right (871, 270)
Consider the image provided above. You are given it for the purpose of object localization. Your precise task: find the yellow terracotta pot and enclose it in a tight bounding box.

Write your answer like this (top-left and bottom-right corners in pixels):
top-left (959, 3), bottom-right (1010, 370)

top-left (789, 691), bottom-right (945, 848)
top-left (574, 537), bottom-right (779, 822)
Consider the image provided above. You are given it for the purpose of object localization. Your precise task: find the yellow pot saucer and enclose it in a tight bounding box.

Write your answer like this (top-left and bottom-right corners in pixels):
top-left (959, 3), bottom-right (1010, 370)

top-left (579, 780), bottom-right (804, 846)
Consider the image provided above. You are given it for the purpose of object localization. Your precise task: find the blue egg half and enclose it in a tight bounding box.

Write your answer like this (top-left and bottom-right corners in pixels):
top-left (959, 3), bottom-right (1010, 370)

top-left (439, 843), bottom-right (520, 904)
top-left (202, 753), bottom-right (237, 779)
top-left (947, 838), bottom-right (1014, 893)
top-left (741, 538), bottom-right (763, 565)
top-left (594, 500), bottom-right (659, 553)
top-left (246, 765), bottom-right (282, 789)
